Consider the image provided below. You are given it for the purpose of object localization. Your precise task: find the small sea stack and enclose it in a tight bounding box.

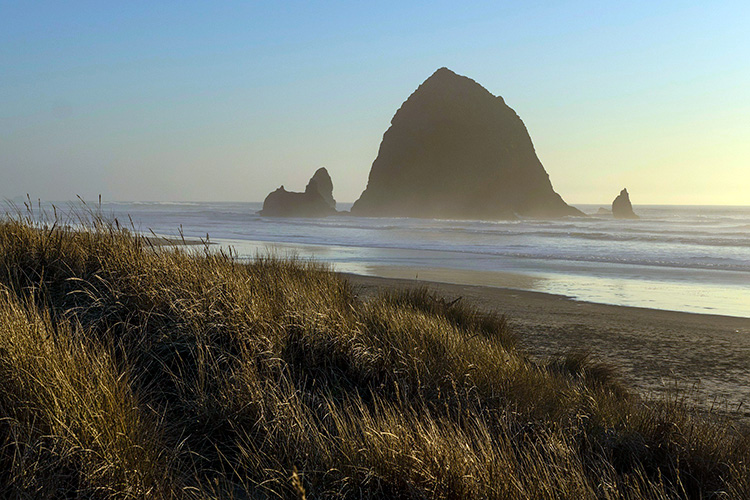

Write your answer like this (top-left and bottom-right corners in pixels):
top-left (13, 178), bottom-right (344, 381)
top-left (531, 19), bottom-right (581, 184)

top-left (612, 188), bottom-right (639, 219)
top-left (306, 167), bottom-right (336, 209)
top-left (260, 167), bottom-right (337, 217)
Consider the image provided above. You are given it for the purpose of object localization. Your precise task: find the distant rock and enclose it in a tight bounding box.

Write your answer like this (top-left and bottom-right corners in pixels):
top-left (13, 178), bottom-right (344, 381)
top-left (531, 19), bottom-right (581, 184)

top-left (612, 188), bottom-right (639, 219)
top-left (351, 67), bottom-right (583, 219)
top-left (260, 168), bottom-right (337, 217)
top-left (596, 207), bottom-right (612, 215)
top-left (306, 167), bottom-right (336, 209)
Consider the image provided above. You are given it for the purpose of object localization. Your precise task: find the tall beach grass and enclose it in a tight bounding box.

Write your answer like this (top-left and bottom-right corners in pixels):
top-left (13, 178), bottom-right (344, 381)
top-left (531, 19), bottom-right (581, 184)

top-left (0, 207), bottom-right (748, 498)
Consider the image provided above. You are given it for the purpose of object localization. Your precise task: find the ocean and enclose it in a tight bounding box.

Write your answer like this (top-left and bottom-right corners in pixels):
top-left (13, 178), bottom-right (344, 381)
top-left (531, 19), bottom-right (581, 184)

top-left (22, 201), bottom-right (750, 318)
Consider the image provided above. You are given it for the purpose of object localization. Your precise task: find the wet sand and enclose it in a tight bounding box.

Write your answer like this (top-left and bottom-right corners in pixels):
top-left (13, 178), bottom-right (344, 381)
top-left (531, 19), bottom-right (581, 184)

top-left (342, 272), bottom-right (750, 418)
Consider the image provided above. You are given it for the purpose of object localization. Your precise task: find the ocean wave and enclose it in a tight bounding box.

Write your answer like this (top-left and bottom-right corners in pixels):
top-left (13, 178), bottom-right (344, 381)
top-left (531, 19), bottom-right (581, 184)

top-left (97, 202), bottom-right (750, 274)
top-left (324, 224), bottom-right (750, 248)
top-left (222, 233), bottom-right (750, 274)
top-left (251, 216), bottom-right (750, 247)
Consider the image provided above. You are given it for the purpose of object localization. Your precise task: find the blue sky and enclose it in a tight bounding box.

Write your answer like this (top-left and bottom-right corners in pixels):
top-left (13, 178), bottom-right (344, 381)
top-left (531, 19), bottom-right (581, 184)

top-left (1, 1), bottom-right (748, 204)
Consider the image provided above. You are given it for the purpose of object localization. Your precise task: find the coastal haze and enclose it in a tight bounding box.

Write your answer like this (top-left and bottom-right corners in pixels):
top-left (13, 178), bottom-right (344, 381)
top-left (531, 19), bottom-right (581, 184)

top-left (2, 2), bottom-right (749, 205)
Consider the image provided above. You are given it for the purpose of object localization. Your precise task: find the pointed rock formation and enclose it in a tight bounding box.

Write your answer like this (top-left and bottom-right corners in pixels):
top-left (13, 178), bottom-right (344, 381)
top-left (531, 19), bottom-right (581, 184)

top-left (260, 168), bottom-right (337, 217)
top-left (351, 67), bottom-right (582, 219)
top-left (306, 167), bottom-right (336, 209)
top-left (612, 188), bottom-right (639, 219)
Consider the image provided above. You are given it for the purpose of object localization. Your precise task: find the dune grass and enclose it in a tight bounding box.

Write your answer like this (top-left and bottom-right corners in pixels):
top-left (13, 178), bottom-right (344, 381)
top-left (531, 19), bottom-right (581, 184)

top-left (0, 210), bottom-right (748, 499)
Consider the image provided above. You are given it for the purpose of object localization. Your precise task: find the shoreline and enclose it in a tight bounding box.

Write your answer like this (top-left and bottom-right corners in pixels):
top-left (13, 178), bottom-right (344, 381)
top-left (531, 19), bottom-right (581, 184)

top-left (342, 272), bottom-right (750, 419)
top-left (211, 234), bottom-right (750, 318)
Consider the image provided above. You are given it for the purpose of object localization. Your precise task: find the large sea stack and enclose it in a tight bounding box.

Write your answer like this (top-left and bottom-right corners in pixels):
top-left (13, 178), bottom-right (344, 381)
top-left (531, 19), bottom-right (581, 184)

top-left (260, 167), bottom-right (337, 217)
top-left (351, 68), bottom-right (582, 219)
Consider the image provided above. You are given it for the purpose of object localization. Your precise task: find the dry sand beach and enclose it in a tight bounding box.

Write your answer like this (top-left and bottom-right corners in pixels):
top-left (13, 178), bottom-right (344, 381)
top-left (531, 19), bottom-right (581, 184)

top-left (344, 272), bottom-right (750, 419)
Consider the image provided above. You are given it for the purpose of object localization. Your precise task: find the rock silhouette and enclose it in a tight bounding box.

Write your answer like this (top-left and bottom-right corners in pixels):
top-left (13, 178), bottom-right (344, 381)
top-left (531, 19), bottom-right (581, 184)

top-left (351, 67), bottom-right (582, 219)
top-left (260, 168), bottom-right (337, 217)
top-left (612, 188), bottom-right (639, 219)
top-left (306, 167), bottom-right (336, 209)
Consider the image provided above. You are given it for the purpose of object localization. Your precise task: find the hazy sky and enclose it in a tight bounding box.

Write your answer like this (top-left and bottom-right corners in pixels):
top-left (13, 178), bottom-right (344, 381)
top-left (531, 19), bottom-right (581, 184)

top-left (2, 1), bottom-right (748, 205)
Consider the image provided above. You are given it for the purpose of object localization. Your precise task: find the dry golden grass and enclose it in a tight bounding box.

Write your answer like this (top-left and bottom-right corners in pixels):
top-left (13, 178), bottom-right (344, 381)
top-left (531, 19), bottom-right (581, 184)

top-left (0, 208), bottom-right (748, 499)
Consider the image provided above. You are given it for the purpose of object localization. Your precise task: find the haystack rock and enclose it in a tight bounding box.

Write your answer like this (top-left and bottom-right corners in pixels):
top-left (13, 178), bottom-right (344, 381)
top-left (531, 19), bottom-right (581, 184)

top-left (351, 67), bottom-right (583, 219)
top-left (612, 188), bottom-right (639, 219)
top-left (260, 168), bottom-right (337, 217)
